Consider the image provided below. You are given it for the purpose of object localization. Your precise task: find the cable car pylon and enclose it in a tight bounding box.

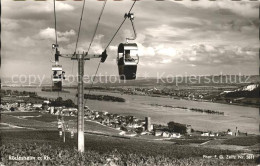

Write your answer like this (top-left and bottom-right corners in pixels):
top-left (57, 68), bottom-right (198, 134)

top-left (54, 50), bottom-right (107, 153)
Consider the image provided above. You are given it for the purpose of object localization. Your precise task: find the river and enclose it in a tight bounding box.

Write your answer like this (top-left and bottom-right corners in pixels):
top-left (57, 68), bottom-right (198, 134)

top-left (3, 87), bottom-right (259, 134)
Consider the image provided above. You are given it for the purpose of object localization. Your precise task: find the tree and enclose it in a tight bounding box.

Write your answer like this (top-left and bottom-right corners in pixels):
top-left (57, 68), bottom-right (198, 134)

top-left (136, 127), bottom-right (143, 134)
top-left (49, 97), bottom-right (77, 108)
top-left (10, 107), bottom-right (15, 112)
top-left (35, 107), bottom-right (41, 111)
top-left (120, 126), bottom-right (128, 132)
top-left (42, 103), bottom-right (48, 110)
top-left (50, 97), bottom-right (63, 107)
top-left (63, 99), bottom-right (76, 108)
top-left (167, 121), bottom-right (187, 134)
top-left (168, 121), bottom-right (175, 132)
top-left (56, 97), bottom-right (63, 102)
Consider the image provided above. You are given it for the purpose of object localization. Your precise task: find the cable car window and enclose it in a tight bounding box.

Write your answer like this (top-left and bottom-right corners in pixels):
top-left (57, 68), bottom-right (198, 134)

top-left (118, 53), bottom-right (124, 65)
top-left (53, 71), bottom-right (57, 76)
top-left (125, 50), bottom-right (134, 62)
top-left (125, 50), bottom-right (131, 59)
top-left (119, 53), bottom-right (123, 58)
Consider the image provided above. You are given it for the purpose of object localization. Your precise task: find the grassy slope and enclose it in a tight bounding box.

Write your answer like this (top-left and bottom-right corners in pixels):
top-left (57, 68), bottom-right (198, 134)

top-left (1, 112), bottom-right (120, 135)
top-left (1, 130), bottom-right (238, 159)
top-left (222, 136), bottom-right (260, 146)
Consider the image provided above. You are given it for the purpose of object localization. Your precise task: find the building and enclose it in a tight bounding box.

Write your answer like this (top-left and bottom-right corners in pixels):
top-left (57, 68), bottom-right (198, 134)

top-left (170, 133), bottom-right (181, 138)
top-left (201, 132), bottom-right (209, 136)
top-left (49, 107), bottom-right (55, 114)
top-left (61, 108), bottom-right (77, 116)
top-left (227, 131), bottom-right (233, 136)
top-left (186, 125), bottom-right (192, 134)
top-left (145, 117), bottom-right (152, 131)
top-left (162, 131), bottom-right (170, 137)
top-left (43, 100), bottom-right (50, 104)
top-left (154, 130), bottom-right (163, 136)
top-left (33, 104), bottom-right (42, 109)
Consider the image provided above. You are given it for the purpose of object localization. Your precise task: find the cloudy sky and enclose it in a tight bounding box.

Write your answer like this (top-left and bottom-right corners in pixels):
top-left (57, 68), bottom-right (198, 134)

top-left (1, 0), bottom-right (259, 78)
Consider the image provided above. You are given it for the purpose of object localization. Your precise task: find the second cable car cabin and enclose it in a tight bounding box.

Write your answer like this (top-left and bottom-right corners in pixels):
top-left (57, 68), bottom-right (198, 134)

top-left (52, 65), bottom-right (65, 91)
top-left (117, 43), bottom-right (139, 80)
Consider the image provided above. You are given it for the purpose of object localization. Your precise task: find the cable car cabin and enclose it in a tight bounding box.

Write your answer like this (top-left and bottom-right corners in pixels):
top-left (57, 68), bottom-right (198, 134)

top-left (52, 65), bottom-right (63, 91)
top-left (117, 43), bottom-right (139, 80)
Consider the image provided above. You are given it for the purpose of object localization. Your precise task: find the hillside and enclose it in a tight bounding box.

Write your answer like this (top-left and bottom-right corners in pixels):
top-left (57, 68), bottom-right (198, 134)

top-left (215, 83), bottom-right (260, 107)
top-left (223, 84), bottom-right (259, 98)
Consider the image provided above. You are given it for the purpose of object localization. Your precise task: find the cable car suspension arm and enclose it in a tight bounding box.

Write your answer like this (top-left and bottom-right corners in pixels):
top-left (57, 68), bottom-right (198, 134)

top-left (125, 13), bottom-right (137, 43)
top-left (104, 0), bottom-right (137, 51)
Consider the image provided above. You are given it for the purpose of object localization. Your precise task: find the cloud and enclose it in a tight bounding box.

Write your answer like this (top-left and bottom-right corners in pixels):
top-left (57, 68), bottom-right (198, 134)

top-left (2, 1), bottom-right (75, 23)
top-left (58, 29), bottom-right (76, 37)
top-left (138, 45), bottom-right (155, 57)
top-left (137, 42), bottom-right (258, 68)
top-left (90, 44), bottom-right (103, 55)
top-left (2, 0), bottom-right (259, 76)
top-left (160, 59), bottom-right (172, 64)
top-left (55, 2), bottom-right (75, 12)
top-left (145, 24), bottom-right (191, 40)
top-left (173, 0), bottom-right (259, 18)
top-left (89, 34), bottom-right (105, 54)
top-left (38, 28), bottom-right (55, 40)
top-left (109, 46), bottom-right (117, 51)
top-left (60, 34), bottom-right (105, 55)
top-left (2, 19), bottom-right (20, 31)
top-left (17, 37), bottom-right (36, 48)
top-left (23, 1), bottom-right (74, 13)
top-left (179, 44), bottom-right (258, 66)
top-left (37, 27), bottom-right (75, 42)
top-left (156, 46), bottom-right (177, 57)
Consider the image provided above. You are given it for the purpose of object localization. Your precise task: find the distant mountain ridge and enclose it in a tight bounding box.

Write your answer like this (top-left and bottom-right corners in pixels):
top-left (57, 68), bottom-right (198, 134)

top-left (224, 84), bottom-right (259, 98)
top-left (239, 84), bottom-right (259, 91)
top-left (1, 75), bottom-right (260, 87)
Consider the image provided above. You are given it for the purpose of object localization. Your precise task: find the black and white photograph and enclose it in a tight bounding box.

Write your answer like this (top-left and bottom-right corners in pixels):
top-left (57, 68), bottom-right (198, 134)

top-left (0, 0), bottom-right (259, 165)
